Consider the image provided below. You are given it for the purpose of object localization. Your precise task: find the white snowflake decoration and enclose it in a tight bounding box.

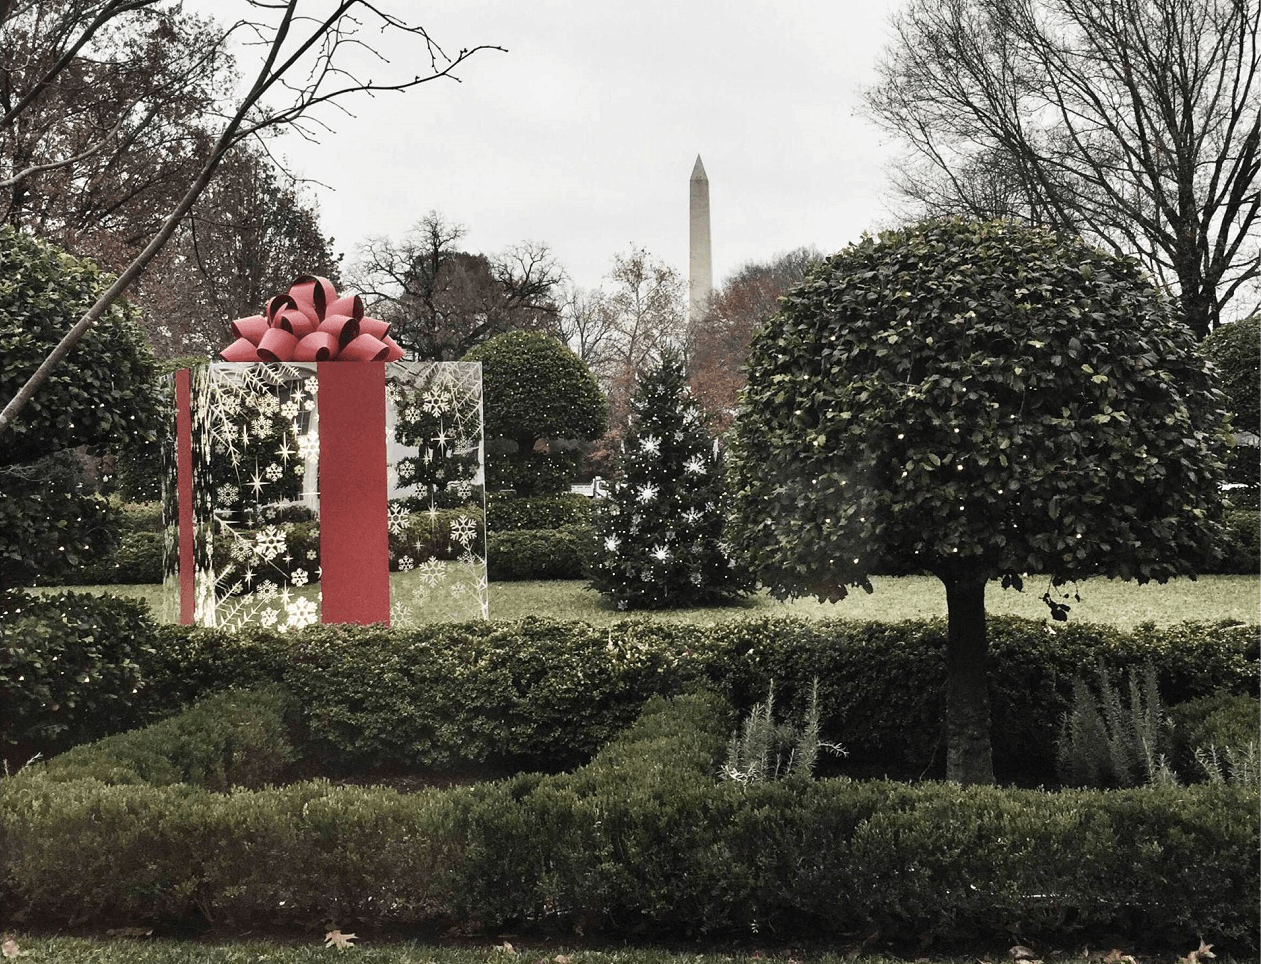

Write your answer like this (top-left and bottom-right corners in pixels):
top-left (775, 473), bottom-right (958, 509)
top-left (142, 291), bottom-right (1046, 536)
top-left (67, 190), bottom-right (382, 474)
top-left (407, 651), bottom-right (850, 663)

top-left (604, 534), bottom-right (621, 553)
top-left (291, 569), bottom-right (309, 587)
top-left (636, 483), bottom-right (659, 504)
top-left (418, 556), bottom-right (447, 587)
top-left (639, 435), bottom-right (661, 455)
top-left (449, 515), bottom-right (477, 545)
top-left (387, 503), bottom-right (410, 535)
top-left (254, 526), bottom-right (285, 561)
top-left (683, 456), bottom-right (705, 476)
top-left (285, 597), bottom-right (317, 630)
top-left (651, 544), bottom-right (670, 562)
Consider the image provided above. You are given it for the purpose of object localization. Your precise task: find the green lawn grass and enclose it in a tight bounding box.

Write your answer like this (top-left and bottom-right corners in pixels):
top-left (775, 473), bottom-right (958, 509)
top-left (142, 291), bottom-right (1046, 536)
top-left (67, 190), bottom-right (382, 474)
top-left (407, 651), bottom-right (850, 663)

top-left (40, 573), bottom-right (1260, 628)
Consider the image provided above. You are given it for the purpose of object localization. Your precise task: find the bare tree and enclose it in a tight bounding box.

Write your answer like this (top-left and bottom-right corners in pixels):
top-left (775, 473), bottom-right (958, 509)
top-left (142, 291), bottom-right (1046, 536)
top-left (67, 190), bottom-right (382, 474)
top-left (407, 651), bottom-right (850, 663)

top-left (557, 283), bottom-right (621, 384)
top-left (1, 1), bottom-right (232, 268)
top-left (866, 0), bottom-right (1261, 336)
top-left (136, 143), bottom-right (341, 359)
top-left (0, 0), bottom-right (502, 438)
top-left (350, 211), bottom-right (564, 360)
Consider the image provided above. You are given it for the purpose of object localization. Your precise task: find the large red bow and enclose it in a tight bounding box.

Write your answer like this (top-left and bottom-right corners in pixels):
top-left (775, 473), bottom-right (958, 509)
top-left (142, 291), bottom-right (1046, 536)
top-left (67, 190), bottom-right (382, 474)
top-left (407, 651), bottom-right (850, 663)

top-left (220, 276), bottom-right (406, 363)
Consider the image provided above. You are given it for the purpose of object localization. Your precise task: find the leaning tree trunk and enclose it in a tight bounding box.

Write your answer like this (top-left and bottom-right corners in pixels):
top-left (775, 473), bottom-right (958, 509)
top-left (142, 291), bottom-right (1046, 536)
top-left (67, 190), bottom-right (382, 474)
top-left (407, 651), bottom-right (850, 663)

top-left (941, 574), bottom-right (995, 785)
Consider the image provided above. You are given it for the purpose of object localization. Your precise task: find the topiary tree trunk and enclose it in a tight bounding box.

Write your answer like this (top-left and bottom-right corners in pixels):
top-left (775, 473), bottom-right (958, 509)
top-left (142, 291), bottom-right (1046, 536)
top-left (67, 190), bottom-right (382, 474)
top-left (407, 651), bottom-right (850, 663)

top-left (943, 574), bottom-right (995, 785)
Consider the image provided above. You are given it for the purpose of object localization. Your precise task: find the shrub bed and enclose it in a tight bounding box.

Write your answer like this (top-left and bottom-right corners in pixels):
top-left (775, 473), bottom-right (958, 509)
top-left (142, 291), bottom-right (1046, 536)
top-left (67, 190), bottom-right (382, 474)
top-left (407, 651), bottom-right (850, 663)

top-left (2, 693), bottom-right (1255, 950)
top-left (4, 593), bottom-right (1257, 780)
top-left (27, 686), bottom-right (295, 790)
top-left (487, 492), bottom-right (592, 532)
top-left (487, 527), bottom-right (590, 580)
top-left (0, 590), bottom-right (163, 764)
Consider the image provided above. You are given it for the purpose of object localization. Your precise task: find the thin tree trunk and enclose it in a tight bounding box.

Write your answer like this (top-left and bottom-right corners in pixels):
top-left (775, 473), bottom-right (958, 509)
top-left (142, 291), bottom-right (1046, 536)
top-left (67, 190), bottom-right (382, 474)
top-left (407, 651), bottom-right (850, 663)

top-left (942, 574), bottom-right (995, 785)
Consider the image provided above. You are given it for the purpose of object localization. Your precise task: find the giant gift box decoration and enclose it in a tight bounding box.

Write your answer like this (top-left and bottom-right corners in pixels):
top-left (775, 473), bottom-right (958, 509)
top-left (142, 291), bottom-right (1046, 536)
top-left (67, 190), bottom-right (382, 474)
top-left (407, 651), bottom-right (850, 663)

top-left (165, 276), bottom-right (488, 629)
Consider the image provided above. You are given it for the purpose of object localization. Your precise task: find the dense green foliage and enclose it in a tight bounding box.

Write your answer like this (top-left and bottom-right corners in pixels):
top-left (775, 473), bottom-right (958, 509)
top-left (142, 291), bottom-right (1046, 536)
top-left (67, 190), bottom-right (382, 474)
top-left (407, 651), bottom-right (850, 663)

top-left (730, 218), bottom-right (1227, 599)
top-left (1201, 313), bottom-right (1260, 435)
top-left (590, 353), bottom-right (752, 609)
top-left (487, 528), bottom-right (589, 580)
top-left (0, 591), bottom-right (162, 763)
top-left (29, 687), bottom-right (295, 790)
top-left (463, 331), bottom-right (607, 495)
top-left (0, 228), bottom-right (163, 589)
top-left (1201, 313), bottom-right (1260, 492)
top-left (2, 693), bottom-right (1255, 948)
top-left (486, 492), bottom-right (592, 531)
top-left (4, 589), bottom-right (1255, 781)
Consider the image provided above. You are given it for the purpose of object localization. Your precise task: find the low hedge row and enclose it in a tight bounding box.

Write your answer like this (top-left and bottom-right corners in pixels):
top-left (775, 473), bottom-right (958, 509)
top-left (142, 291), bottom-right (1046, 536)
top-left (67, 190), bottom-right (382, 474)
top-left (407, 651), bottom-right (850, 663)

top-left (4, 590), bottom-right (1256, 781)
top-left (2, 693), bottom-right (1255, 949)
top-left (28, 687), bottom-right (295, 790)
top-left (486, 493), bottom-right (592, 531)
top-left (487, 527), bottom-right (590, 580)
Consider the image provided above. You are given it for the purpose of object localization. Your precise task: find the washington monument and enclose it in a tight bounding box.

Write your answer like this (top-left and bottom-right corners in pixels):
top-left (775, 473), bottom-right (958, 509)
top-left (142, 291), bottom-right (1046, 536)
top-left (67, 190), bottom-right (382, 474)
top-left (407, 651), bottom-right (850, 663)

top-left (688, 155), bottom-right (712, 327)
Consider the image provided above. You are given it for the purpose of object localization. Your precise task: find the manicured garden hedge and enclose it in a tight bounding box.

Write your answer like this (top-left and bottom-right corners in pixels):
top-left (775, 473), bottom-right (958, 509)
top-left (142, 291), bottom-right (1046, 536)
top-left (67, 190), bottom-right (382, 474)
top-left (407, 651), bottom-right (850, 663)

top-left (486, 492), bottom-right (592, 532)
top-left (486, 527), bottom-right (590, 580)
top-left (2, 692), bottom-right (1255, 950)
top-left (4, 591), bottom-right (1256, 782)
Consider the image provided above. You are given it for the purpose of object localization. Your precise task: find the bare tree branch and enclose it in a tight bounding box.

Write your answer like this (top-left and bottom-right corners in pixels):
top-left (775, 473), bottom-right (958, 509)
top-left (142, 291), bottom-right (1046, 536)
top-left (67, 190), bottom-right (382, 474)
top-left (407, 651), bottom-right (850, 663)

top-left (866, 0), bottom-right (1261, 335)
top-left (0, 0), bottom-right (503, 439)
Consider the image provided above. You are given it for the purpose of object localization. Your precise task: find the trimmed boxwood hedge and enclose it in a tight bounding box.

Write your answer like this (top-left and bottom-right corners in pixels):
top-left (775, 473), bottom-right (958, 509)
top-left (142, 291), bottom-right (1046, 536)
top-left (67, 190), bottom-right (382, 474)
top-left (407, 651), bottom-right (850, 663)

top-left (4, 589), bottom-right (1256, 781)
top-left (1, 692), bottom-right (1255, 949)
top-left (487, 527), bottom-right (590, 580)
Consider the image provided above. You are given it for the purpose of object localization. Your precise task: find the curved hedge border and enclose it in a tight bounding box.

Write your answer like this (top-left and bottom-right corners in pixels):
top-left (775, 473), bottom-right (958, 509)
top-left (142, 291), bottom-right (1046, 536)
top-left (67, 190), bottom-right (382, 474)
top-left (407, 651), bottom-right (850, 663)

top-left (1, 693), bottom-right (1255, 950)
top-left (3, 593), bottom-right (1257, 780)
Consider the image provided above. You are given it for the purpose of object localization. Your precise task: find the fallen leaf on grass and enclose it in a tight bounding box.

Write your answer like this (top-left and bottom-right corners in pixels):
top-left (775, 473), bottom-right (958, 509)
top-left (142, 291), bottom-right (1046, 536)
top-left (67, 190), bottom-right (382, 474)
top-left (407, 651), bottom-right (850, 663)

top-left (1010, 947), bottom-right (1038, 960)
top-left (324, 930), bottom-right (357, 950)
top-left (1101, 951), bottom-right (1135, 964)
top-left (553, 956), bottom-right (571, 963)
top-left (2, 938), bottom-right (25, 959)
top-left (1180, 941), bottom-right (1215, 964)
top-left (496, 943), bottom-right (516, 954)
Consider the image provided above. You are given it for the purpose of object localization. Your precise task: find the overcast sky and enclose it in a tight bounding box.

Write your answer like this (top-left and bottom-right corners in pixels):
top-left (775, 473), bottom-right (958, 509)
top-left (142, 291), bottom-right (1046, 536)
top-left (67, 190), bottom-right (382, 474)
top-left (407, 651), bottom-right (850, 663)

top-left (252, 1), bottom-right (910, 294)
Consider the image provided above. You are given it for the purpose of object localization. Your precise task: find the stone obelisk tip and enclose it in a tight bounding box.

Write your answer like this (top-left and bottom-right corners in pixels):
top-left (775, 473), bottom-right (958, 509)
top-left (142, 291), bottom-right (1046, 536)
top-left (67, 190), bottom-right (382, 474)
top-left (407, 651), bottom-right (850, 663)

top-left (691, 154), bottom-right (707, 181)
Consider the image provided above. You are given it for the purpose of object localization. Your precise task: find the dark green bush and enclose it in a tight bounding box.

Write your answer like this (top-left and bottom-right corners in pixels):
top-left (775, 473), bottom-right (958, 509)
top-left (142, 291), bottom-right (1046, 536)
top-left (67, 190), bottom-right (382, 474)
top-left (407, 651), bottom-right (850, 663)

top-left (32, 687), bottom-right (295, 790)
top-left (69, 531), bottom-right (164, 585)
top-left (2, 692), bottom-right (1255, 949)
top-left (487, 528), bottom-right (589, 580)
top-left (0, 591), bottom-right (163, 768)
top-left (6, 607), bottom-right (1258, 783)
top-left (1170, 691), bottom-right (1260, 776)
top-left (486, 492), bottom-right (592, 531)
top-left (1207, 509), bottom-right (1259, 573)
top-left (117, 501), bottom-right (164, 534)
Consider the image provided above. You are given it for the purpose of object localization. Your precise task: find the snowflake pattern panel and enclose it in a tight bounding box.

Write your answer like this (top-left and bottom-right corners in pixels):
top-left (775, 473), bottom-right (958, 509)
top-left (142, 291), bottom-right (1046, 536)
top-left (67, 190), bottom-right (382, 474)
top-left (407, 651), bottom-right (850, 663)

top-left (162, 361), bottom-right (487, 628)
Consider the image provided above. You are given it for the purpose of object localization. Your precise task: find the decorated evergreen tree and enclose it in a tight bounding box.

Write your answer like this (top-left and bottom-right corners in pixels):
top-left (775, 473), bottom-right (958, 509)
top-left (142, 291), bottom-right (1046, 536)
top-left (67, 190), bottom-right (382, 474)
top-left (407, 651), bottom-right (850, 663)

top-left (589, 351), bottom-right (751, 609)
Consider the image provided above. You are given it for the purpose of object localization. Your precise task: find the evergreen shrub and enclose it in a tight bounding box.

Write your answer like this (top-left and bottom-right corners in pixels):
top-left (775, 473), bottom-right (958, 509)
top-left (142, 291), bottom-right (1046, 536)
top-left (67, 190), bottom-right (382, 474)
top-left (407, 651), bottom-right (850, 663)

top-left (0, 591), bottom-right (162, 767)
top-left (1169, 691), bottom-right (1260, 776)
top-left (4, 600), bottom-right (1257, 781)
top-left (31, 687), bottom-right (295, 790)
top-left (487, 528), bottom-right (590, 580)
top-left (486, 492), bottom-right (592, 531)
top-left (1208, 509), bottom-right (1259, 573)
top-left (1, 692), bottom-right (1255, 949)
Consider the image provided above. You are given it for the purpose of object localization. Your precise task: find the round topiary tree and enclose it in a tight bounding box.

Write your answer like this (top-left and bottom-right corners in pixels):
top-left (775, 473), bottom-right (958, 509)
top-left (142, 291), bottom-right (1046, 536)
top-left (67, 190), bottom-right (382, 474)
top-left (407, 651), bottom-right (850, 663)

top-left (728, 217), bottom-right (1227, 785)
top-left (589, 350), bottom-right (753, 609)
top-left (463, 331), bottom-right (607, 496)
top-left (0, 226), bottom-right (163, 588)
top-left (1200, 313), bottom-right (1259, 499)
